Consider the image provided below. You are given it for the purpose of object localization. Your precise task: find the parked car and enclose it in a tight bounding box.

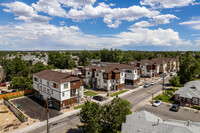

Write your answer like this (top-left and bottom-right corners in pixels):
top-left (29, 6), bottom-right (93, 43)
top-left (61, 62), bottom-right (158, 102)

top-left (151, 81), bottom-right (156, 85)
top-left (143, 83), bottom-right (151, 88)
top-left (0, 82), bottom-right (6, 87)
top-left (93, 96), bottom-right (103, 101)
top-left (170, 104), bottom-right (180, 112)
top-left (170, 72), bottom-right (175, 76)
top-left (11, 89), bottom-right (17, 92)
top-left (1, 90), bottom-right (7, 94)
top-left (152, 100), bottom-right (162, 107)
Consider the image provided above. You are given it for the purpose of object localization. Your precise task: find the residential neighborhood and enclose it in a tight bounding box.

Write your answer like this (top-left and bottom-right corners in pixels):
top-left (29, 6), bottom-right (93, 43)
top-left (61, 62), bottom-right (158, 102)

top-left (0, 50), bottom-right (200, 133)
top-left (0, 0), bottom-right (200, 132)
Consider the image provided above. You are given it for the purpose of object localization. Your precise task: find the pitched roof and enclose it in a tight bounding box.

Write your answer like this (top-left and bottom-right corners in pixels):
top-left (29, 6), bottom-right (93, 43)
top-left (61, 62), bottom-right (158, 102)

top-left (33, 69), bottom-right (80, 83)
top-left (121, 110), bottom-right (200, 133)
top-left (175, 81), bottom-right (200, 98)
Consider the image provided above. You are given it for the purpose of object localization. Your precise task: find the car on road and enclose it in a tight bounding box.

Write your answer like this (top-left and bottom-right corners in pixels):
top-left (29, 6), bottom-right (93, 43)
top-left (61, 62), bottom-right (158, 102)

top-left (143, 83), bottom-right (151, 88)
top-left (93, 95), bottom-right (103, 101)
top-left (152, 100), bottom-right (162, 107)
top-left (151, 81), bottom-right (156, 85)
top-left (11, 89), bottom-right (17, 92)
top-left (170, 104), bottom-right (180, 112)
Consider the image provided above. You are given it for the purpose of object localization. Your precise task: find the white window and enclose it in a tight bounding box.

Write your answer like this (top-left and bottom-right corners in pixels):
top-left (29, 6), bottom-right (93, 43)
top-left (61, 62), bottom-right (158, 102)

top-left (43, 87), bottom-right (46, 93)
top-left (62, 92), bottom-right (65, 97)
top-left (53, 83), bottom-right (59, 88)
top-left (121, 73), bottom-right (123, 76)
top-left (40, 86), bottom-right (42, 91)
top-left (193, 97), bottom-right (198, 104)
top-left (64, 83), bottom-right (68, 89)
top-left (40, 79), bottom-right (42, 83)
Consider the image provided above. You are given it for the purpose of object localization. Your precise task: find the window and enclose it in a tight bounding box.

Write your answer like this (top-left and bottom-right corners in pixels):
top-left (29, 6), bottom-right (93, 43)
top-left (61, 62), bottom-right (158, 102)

top-left (96, 73), bottom-right (98, 77)
top-left (121, 72), bottom-right (123, 76)
top-left (52, 90), bottom-right (53, 95)
top-left (40, 79), bottom-right (42, 83)
top-left (47, 89), bottom-right (50, 94)
top-left (71, 89), bottom-right (76, 97)
top-left (40, 86), bottom-right (42, 91)
top-left (64, 83), bottom-right (68, 89)
top-left (34, 77), bottom-right (38, 82)
top-left (43, 87), bottom-right (46, 92)
top-left (104, 80), bottom-right (107, 83)
top-left (103, 73), bottom-right (108, 79)
top-left (62, 92), bottom-right (65, 97)
top-left (47, 81), bottom-right (49, 86)
top-left (88, 72), bottom-right (90, 75)
top-left (37, 84), bottom-right (39, 89)
top-left (53, 83), bottom-right (58, 88)
top-left (73, 82), bottom-right (76, 86)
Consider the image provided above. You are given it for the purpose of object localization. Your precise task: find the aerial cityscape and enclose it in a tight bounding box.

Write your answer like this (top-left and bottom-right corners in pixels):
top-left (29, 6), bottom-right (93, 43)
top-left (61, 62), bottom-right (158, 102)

top-left (0, 0), bottom-right (200, 133)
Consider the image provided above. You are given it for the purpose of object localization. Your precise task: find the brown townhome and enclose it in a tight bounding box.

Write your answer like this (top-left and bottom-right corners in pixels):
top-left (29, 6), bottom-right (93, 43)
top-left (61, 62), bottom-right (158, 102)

top-left (33, 70), bottom-right (84, 110)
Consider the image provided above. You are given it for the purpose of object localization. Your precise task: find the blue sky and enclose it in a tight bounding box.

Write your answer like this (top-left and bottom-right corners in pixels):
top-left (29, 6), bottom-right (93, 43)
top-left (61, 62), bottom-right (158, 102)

top-left (0, 0), bottom-right (200, 51)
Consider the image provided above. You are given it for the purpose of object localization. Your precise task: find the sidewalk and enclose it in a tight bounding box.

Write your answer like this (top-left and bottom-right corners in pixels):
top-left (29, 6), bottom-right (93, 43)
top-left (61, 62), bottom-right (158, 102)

top-left (12, 77), bottom-right (163, 133)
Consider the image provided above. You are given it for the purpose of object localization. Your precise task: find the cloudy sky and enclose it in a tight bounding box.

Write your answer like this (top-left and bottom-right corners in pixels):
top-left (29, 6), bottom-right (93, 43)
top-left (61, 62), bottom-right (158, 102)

top-left (0, 0), bottom-right (200, 51)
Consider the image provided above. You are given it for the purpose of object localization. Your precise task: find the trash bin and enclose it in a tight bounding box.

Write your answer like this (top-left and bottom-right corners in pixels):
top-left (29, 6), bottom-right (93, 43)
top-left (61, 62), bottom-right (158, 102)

top-left (18, 104), bottom-right (21, 109)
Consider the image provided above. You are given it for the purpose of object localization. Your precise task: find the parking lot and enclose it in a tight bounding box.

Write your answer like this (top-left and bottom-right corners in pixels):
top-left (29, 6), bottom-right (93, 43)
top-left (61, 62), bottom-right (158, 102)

top-left (138, 103), bottom-right (200, 122)
top-left (11, 96), bottom-right (62, 121)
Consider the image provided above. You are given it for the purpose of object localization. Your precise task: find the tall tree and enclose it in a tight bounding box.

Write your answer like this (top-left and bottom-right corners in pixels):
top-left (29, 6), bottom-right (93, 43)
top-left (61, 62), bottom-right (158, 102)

top-left (179, 53), bottom-right (200, 84)
top-left (78, 101), bottom-right (102, 133)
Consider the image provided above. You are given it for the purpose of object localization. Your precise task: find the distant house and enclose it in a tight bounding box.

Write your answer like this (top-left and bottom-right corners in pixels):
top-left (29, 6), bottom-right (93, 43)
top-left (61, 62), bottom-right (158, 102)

top-left (122, 110), bottom-right (200, 133)
top-left (175, 81), bottom-right (200, 106)
top-left (33, 70), bottom-right (84, 110)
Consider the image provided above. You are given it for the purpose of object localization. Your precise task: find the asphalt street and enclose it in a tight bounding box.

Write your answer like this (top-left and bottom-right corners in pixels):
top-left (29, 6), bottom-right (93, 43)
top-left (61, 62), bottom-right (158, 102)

top-left (28, 77), bottom-right (171, 133)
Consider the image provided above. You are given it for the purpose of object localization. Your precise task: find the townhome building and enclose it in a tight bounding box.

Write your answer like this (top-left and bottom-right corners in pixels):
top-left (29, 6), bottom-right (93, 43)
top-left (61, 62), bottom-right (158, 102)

top-left (107, 64), bottom-right (141, 88)
top-left (33, 69), bottom-right (84, 110)
top-left (82, 63), bottom-right (141, 90)
top-left (134, 60), bottom-right (160, 78)
top-left (81, 65), bottom-right (125, 92)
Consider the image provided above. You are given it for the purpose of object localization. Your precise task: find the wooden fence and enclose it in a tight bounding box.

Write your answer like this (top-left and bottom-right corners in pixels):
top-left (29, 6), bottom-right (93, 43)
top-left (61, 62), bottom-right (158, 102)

top-left (0, 89), bottom-right (33, 99)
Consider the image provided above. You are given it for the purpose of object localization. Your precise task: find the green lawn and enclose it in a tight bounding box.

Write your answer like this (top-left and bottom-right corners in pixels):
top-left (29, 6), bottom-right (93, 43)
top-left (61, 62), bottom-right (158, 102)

top-left (191, 106), bottom-right (200, 110)
top-left (8, 95), bottom-right (25, 100)
top-left (84, 91), bottom-right (98, 96)
top-left (153, 88), bottom-right (176, 103)
top-left (74, 104), bottom-right (84, 110)
top-left (110, 90), bottom-right (129, 97)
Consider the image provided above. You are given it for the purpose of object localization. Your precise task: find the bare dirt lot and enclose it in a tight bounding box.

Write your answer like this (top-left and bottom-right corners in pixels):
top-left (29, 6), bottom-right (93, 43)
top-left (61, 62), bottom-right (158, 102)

top-left (11, 96), bottom-right (62, 121)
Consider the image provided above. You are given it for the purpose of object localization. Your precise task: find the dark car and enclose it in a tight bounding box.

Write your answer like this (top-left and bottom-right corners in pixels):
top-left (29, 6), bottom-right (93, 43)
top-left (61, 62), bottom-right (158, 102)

top-left (170, 104), bottom-right (180, 112)
top-left (11, 89), bottom-right (17, 92)
top-left (93, 96), bottom-right (103, 101)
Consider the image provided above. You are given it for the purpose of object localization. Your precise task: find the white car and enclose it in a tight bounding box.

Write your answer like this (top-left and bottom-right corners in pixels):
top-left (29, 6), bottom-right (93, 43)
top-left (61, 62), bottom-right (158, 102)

top-left (151, 81), bottom-right (156, 85)
top-left (152, 100), bottom-right (162, 107)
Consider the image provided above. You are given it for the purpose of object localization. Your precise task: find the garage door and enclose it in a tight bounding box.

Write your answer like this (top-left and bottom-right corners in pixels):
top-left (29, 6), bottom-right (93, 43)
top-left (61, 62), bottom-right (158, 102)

top-left (53, 101), bottom-right (60, 110)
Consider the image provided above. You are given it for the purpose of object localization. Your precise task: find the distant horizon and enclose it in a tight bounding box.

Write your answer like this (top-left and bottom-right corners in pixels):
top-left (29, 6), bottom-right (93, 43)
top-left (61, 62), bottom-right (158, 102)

top-left (0, 0), bottom-right (200, 50)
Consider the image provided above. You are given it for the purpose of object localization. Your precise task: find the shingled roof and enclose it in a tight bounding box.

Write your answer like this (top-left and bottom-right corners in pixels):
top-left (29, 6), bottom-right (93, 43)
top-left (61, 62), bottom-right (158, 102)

top-left (33, 69), bottom-right (80, 83)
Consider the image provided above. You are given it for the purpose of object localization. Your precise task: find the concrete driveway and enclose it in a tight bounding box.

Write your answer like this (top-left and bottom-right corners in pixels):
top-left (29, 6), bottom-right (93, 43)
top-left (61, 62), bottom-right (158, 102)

top-left (11, 96), bottom-right (62, 121)
top-left (138, 103), bottom-right (200, 122)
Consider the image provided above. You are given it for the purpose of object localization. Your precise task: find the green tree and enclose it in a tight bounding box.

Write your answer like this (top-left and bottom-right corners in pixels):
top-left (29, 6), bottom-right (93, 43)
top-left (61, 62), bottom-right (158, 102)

top-left (178, 54), bottom-right (200, 84)
top-left (78, 101), bottom-right (102, 133)
top-left (102, 97), bottom-right (131, 133)
top-left (169, 76), bottom-right (182, 87)
top-left (9, 76), bottom-right (32, 91)
top-left (78, 50), bottom-right (91, 66)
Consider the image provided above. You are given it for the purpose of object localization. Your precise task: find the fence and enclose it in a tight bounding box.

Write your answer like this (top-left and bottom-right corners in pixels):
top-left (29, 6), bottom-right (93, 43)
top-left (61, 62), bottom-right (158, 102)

top-left (0, 89), bottom-right (33, 99)
top-left (3, 99), bottom-right (28, 122)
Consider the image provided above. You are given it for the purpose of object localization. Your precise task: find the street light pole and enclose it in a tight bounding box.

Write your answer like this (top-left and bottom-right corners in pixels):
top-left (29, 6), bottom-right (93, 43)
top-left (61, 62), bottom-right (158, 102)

top-left (46, 97), bottom-right (50, 133)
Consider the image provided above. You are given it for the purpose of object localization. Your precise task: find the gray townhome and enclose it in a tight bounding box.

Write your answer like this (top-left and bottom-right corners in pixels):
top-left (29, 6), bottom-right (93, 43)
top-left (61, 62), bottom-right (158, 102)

top-left (175, 81), bottom-right (200, 106)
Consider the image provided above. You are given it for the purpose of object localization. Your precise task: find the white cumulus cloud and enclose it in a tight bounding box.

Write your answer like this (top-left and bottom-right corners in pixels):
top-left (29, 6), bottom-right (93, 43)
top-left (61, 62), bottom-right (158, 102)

top-left (1, 1), bottom-right (51, 23)
top-left (140, 0), bottom-right (195, 9)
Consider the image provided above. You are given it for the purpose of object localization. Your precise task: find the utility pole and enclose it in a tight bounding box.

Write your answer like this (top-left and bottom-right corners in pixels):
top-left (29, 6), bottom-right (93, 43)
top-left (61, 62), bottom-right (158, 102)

top-left (162, 62), bottom-right (165, 94)
top-left (46, 97), bottom-right (50, 133)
